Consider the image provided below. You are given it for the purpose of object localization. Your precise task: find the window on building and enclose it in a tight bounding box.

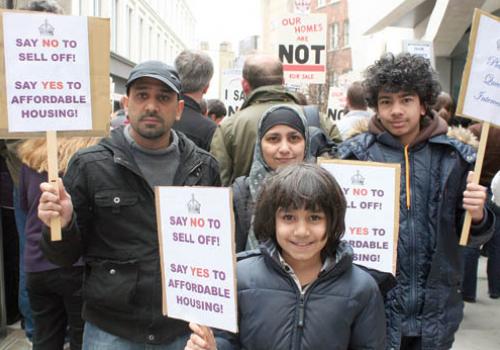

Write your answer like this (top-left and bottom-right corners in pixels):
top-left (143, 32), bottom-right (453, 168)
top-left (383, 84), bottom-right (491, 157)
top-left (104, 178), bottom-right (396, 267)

top-left (330, 22), bottom-right (339, 50)
top-left (329, 71), bottom-right (337, 87)
top-left (139, 17), bottom-right (144, 61)
top-left (317, 0), bottom-right (326, 7)
top-left (78, 0), bottom-right (84, 16)
top-left (149, 26), bottom-right (153, 59)
top-left (157, 33), bottom-right (161, 60)
top-left (111, 0), bottom-right (117, 51)
top-left (126, 7), bottom-right (132, 57)
top-left (343, 20), bottom-right (349, 47)
top-left (93, 0), bottom-right (101, 16)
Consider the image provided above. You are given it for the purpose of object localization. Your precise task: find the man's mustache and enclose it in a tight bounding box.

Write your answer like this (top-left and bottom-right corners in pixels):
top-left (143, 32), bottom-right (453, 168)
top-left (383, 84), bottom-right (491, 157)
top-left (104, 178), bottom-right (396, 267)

top-left (139, 113), bottom-right (163, 122)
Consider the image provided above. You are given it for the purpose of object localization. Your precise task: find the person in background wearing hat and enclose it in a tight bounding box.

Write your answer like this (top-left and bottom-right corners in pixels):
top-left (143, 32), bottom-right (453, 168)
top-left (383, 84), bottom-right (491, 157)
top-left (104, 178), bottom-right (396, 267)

top-left (232, 104), bottom-right (312, 252)
top-left (37, 61), bottom-right (220, 349)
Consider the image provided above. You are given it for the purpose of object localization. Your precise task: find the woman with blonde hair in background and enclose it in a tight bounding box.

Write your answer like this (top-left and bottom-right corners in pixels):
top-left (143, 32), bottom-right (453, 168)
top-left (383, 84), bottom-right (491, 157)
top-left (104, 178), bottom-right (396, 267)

top-left (18, 136), bottom-right (99, 350)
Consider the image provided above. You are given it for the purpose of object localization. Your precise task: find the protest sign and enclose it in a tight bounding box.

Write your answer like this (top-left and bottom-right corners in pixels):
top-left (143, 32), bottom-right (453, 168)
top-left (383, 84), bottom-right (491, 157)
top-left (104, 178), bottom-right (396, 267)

top-left (456, 10), bottom-right (500, 127)
top-left (455, 9), bottom-right (500, 245)
top-left (220, 69), bottom-right (244, 117)
top-left (327, 86), bottom-right (346, 121)
top-left (0, 10), bottom-right (110, 138)
top-left (156, 187), bottom-right (238, 333)
top-left (403, 40), bottom-right (435, 67)
top-left (319, 159), bottom-right (400, 274)
top-left (274, 13), bottom-right (327, 84)
top-left (0, 10), bottom-right (109, 240)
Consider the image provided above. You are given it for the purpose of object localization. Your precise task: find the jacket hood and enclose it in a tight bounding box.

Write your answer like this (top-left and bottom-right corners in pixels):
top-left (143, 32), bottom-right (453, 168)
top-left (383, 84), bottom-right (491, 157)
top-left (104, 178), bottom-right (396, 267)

top-left (241, 85), bottom-right (300, 110)
top-left (368, 111), bottom-right (448, 146)
top-left (344, 114), bottom-right (478, 149)
top-left (99, 127), bottom-right (204, 176)
top-left (259, 239), bottom-right (354, 276)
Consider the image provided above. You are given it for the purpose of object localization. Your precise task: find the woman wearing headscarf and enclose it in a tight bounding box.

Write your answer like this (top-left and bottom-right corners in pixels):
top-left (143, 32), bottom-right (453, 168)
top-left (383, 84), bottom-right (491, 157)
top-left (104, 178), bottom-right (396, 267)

top-left (232, 104), bottom-right (312, 252)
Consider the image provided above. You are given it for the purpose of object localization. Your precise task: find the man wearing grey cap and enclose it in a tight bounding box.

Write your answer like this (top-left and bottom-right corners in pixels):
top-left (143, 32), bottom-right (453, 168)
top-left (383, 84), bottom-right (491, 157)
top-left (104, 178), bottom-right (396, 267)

top-left (37, 61), bottom-right (220, 348)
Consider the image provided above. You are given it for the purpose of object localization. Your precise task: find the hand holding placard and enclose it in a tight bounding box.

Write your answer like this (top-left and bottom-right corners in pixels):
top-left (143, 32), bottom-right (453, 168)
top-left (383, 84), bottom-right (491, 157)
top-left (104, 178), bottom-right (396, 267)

top-left (156, 187), bottom-right (238, 333)
top-left (455, 9), bottom-right (500, 245)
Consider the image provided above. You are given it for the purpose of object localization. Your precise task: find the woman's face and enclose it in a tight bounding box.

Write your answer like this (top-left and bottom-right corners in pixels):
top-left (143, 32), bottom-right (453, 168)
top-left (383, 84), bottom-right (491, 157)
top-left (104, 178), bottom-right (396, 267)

top-left (261, 125), bottom-right (305, 170)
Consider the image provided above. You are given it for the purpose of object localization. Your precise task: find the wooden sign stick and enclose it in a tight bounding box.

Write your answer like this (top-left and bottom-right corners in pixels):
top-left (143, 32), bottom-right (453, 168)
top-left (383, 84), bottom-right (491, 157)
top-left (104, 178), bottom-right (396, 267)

top-left (459, 122), bottom-right (490, 246)
top-left (46, 130), bottom-right (62, 241)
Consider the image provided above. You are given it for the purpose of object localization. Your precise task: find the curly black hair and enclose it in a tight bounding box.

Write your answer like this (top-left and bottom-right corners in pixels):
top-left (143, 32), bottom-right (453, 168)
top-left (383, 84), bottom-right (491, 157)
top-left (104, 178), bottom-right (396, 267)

top-left (363, 53), bottom-right (441, 115)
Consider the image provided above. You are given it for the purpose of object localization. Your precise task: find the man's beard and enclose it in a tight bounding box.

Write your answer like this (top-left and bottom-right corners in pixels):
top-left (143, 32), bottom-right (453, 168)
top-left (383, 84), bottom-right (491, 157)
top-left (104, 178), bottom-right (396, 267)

top-left (133, 113), bottom-right (166, 139)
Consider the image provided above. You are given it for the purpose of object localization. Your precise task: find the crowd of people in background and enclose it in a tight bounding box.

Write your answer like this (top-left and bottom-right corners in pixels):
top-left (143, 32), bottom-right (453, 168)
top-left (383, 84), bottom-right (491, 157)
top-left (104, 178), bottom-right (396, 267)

top-left (0, 1), bottom-right (499, 350)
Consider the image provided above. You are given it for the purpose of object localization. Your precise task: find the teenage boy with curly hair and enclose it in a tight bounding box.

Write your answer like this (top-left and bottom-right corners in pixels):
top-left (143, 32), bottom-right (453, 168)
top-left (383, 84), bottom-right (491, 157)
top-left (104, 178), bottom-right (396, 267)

top-left (338, 53), bottom-right (494, 350)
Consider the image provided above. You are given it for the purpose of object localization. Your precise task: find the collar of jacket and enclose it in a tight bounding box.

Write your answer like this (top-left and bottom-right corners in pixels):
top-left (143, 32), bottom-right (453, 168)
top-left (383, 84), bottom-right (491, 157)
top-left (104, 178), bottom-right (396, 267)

top-left (180, 94), bottom-right (202, 113)
top-left (241, 85), bottom-right (300, 110)
top-left (368, 111), bottom-right (448, 148)
top-left (257, 239), bottom-right (354, 280)
top-left (99, 127), bottom-right (201, 182)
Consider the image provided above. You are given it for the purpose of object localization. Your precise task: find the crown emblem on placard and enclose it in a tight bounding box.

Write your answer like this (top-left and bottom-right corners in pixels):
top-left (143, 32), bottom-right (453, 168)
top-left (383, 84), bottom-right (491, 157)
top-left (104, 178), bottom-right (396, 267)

top-left (294, 0), bottom-right (311, 13)
top-left (187, 194), bottom-right (201, 215)
top-left (39, 19), bottom-right (55, 36)
top-left (351, 170), bottom-right (365, 186)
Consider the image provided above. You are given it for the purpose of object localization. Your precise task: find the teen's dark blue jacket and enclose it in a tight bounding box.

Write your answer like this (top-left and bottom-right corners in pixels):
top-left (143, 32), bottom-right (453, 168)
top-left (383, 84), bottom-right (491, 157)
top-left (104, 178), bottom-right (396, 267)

top-left (337, 114), bottom-right (494, 350)
top-left (215, 240), bottom-right (386, 350)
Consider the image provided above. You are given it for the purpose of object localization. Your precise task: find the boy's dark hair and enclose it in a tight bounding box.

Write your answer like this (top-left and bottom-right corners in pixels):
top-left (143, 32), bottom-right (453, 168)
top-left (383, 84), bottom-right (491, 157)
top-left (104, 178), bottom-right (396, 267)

top-left (207, 99), bottom-right (227, 118)
top-left (363, 53), bottom-right (441, 115)
top-left (253, 163), bottom-right (346, 257)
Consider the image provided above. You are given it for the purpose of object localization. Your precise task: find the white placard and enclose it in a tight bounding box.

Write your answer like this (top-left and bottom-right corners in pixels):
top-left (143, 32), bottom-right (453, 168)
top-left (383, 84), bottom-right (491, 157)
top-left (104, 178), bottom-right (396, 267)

top-left (327, 86), bottom-right (346, 121)
top-left (403, 40), bottom-right (435, 67)
top-left (156, 187), bottom-right (238, 333)
top-left (3, 12), bottom-right (92, 132)
top-left (320, 159), bottom-right (400, 274)
top-left (220, 69), bottom-right (244, 117)
top-left (274, 14), bottom-right (327, 84)
top-left (460, 12), bottom-right (500, 126)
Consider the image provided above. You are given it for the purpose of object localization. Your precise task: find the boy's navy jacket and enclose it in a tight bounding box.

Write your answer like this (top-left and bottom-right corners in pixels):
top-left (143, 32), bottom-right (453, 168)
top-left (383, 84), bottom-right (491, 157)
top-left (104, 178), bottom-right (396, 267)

top-left (215, 240), bottom-right (386, 350)
top-left (337, 114), bottom-right (494, 350)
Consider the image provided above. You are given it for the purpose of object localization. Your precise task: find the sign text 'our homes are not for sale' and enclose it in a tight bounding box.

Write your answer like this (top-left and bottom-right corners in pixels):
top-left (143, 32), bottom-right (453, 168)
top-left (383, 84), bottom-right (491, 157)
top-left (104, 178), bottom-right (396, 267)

top-left (274, 13), bottom-right (327, 85)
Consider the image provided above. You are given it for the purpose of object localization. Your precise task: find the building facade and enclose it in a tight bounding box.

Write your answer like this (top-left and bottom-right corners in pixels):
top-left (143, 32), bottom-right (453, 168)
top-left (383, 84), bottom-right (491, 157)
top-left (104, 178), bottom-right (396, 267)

top-left (6, 0), bottom-right (197, 106)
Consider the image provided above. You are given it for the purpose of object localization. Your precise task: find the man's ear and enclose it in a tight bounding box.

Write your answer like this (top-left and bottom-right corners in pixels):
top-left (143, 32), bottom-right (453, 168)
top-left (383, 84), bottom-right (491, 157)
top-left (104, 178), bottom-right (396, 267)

top-left (121, 95), bottom-right (129, 117)
top-left (202, 84), bottom-right (209, 94)
top-left (176, 99), bottom-right (185, 121)
top-left (241, 78), bottom-right (251, 96)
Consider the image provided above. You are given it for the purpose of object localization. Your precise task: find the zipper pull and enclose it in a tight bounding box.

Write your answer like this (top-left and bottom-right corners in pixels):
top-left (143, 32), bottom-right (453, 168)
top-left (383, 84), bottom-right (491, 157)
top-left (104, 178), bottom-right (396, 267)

top-left (298, 293), bottom-right (305, 328)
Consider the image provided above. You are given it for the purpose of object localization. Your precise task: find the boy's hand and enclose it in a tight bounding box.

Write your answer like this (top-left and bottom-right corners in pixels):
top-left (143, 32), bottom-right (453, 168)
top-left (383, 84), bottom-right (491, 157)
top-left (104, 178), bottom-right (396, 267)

top-left (185, 322), bottom-right (217, 350)
top-left (38, 178), bottom-right (73, 228)
top-left (463, 171), bottom-right (487, 223)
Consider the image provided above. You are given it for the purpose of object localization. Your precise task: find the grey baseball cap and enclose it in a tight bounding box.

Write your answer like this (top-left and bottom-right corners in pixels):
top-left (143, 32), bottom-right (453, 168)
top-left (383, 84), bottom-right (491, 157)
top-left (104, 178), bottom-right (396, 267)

top-left (126, 60), bottom-right (182, 95)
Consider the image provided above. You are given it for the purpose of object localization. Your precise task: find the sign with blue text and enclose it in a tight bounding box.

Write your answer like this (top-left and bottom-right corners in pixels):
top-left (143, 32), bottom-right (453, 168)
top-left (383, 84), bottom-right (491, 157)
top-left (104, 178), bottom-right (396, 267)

top-left (457, 10), bottom-right (500, 126)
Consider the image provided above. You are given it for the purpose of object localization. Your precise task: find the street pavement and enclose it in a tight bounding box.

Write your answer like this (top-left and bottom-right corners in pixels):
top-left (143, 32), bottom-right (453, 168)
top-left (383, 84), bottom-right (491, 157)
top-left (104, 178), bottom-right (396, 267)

top-left (453, 257), bottom-right (500, 350)
top-left (1, 258), bottom-right (499, 349)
